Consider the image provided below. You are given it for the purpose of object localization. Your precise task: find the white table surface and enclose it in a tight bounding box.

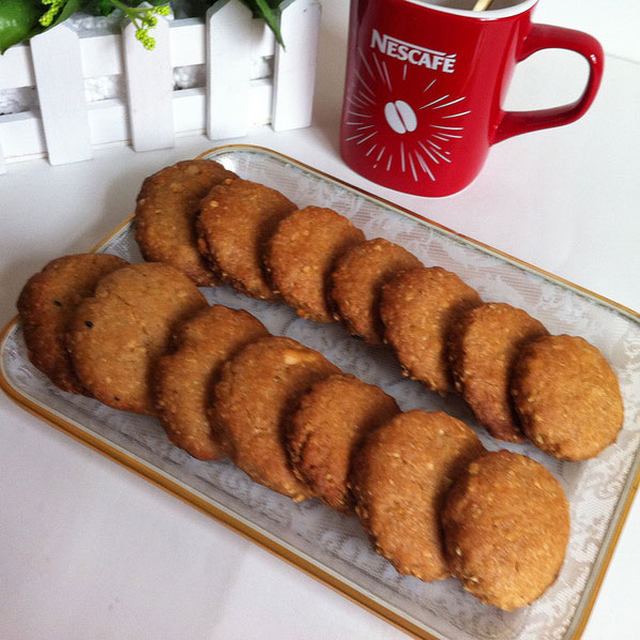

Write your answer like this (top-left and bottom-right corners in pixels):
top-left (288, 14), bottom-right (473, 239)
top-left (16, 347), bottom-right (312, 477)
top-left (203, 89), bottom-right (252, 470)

top-left (1, 1), bottom-right (639, 639)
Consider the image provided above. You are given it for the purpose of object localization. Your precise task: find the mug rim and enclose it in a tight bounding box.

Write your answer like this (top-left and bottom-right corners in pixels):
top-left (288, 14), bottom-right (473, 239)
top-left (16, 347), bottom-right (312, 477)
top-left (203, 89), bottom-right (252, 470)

top-left (405, 0), bottom-right (538, 19)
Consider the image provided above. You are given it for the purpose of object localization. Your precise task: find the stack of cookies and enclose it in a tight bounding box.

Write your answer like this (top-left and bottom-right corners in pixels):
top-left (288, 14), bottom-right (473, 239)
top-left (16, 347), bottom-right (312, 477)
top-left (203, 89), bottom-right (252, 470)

top-left (16, 158), bottom-right (624, 611)
top-left (133, 158), bottom-right (624, 462)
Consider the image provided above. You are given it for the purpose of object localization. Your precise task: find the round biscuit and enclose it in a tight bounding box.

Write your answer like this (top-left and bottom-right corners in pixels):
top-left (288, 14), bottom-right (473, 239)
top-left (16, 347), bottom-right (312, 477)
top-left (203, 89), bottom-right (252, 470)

top-left (350, 410), bottom-right (484, 581)
top-left (196, 179), bottom-right (297, 300)
top-left (17, 253), bottom-right (128, 394)
top-left (135, 159), bottom-right (237, 285)
top-left (330, 238), bottom-right (421, 344)
top-left (287, 373), bottom-right (399, 512)
top-left (265, 207), bottom-right (365, 322)
top-left (441, 450), bottom-right (570, 610)
top-left (380, 266), bottom-right (481, 394)
top-left (511, 334), bottom-right (623, 460)
top-left (448, 302), bottom-right (548, 442)
top-left (154, 305), bottom-right (268, 460)
top-left (67, 262), bottom-right (207, 415)
top-left (211, 336), bottom-right (340, 501)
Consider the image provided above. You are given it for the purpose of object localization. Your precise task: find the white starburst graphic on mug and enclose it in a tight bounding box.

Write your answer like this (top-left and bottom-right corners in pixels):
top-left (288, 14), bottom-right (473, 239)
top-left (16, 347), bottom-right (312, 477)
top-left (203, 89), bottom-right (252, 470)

top-left (344, 49), bottom-right (471, 182)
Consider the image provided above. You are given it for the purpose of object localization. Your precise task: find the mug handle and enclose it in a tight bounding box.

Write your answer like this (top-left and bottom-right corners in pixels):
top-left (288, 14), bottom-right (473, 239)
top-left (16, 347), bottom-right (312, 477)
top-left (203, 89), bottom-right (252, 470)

top-left (492, 24), bottom-right (604, 144)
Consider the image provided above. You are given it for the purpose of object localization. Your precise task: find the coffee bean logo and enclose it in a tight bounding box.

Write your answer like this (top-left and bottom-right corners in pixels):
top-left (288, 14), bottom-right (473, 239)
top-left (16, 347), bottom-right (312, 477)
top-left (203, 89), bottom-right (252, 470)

top-left (344, 52), bottom-right (469, 180)
top-left (384, 100), bottom-right (417, 134)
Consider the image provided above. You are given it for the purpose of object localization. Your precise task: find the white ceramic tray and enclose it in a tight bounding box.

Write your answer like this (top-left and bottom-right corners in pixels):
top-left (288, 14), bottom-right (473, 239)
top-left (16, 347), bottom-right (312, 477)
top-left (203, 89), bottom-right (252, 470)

top-left (2, 145), bottom-right (639, 640)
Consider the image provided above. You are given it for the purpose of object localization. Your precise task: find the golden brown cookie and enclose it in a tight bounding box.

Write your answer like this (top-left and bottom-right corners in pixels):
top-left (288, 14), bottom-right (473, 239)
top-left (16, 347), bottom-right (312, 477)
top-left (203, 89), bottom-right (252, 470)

top-left (154, 305), bottom-right (269, 460)
top-left (17, 253), bottom-right (128, 394)
top-left (380, 266), bottom-right (482, 394)
top-left (196, 179), bottom-right (297, 300)
top-left (264, 207), bottom-right (365, 322)
top-left (135, 159), bottom-right (237, 285)
top-left (211, 336), bottom-right (340, 501)
top-left (448, 302), bottom-right (548, 442)
top-left (330, 238), bottom-right (421, 344)
top-left (67, 263), bottom-right (207, 415)
top-left (287, 373), bottom-right (399, 512)
top-left (350, 410), bottom-right (484, 582)
top-left (511, 334), bottom-right (624, 460)
top-left (441, 450), bottom-right (570, 610)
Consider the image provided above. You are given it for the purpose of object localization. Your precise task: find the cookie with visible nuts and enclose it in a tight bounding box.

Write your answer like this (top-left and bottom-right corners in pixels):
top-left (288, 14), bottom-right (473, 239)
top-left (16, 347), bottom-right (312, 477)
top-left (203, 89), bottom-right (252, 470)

top-left (350, 410), bottom-right (484, 581)
top-left (287, 373), bottom-right (399, 512)
top-left (264, 207), bottom-right (365, 322)
top-left (67, 262), bottom-right (207, 415)
top-left (211, 336), bottom-right (340, 501)
top-left (135, 159), bottom-right (237, 285)
top-left (380, 266), bottom-right (481, 394)
top-left (17, 253), bottom-right (128, 394)
top-left (154, 305), bottom-right (268, 460)
top-left (441, 450), bottom-right (570, 610)
top-left (448, 302), bottom-right (548, 442)
top-left (196, 179), bottom-right (297, 300)
top-left (330, 238), bottom-right (421, 344)
top-left (511, 334), bottom-right (623, 460)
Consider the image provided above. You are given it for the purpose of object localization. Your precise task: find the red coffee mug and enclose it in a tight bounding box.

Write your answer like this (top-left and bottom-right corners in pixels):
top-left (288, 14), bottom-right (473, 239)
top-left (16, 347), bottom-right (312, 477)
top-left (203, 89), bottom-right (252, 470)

top-left (340, 0), bottom-right (604, 197)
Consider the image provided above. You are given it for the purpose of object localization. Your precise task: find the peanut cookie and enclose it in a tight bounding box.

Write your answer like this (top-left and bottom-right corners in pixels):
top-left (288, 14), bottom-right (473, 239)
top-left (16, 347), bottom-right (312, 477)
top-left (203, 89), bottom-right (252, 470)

top-left (350, 410), bottom-right (484, 581)
top-left (511, 334), bottom-right (623, 460)
top-left (441, 450), bottom-right (570, 610)
top-left (265, 207), bottom-right (365, 322)
top-left (135, 159), bottom-right (237, 285)
top-left (67, 262), bottom-right (207, 414)
top-left (154, 305), bottom-right (268, 459)
top-left (330, 238), bottom-right (421, 344)
top-left (287, 373), bottom-right (399, 512)
top-left (380, 266), bottom-right (481, 394)
top-left (211, 336), bottom-right (340, 500)
top-left (448, 302), bottom-right (548, 442)
top-left (17, 253), bottom-right (128, 394)
top-left (196, 179), bottom-right (297, 300)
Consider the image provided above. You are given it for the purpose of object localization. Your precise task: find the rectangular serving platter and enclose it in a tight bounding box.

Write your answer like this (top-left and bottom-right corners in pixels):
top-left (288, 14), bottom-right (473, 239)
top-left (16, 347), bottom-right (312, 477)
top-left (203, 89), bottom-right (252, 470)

top-left (2, 145), bottom-right (639, 640)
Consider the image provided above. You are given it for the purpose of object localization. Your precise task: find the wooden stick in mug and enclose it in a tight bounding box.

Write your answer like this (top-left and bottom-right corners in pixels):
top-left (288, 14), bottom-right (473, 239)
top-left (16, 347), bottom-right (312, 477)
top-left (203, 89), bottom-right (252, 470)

top-left (473, 0), bottom-right (495, 10)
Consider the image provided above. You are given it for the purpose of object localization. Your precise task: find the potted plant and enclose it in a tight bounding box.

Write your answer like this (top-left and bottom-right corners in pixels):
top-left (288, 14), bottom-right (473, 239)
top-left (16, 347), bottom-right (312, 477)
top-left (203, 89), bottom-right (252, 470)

top-left (0, 0), bottom-right (286, 53)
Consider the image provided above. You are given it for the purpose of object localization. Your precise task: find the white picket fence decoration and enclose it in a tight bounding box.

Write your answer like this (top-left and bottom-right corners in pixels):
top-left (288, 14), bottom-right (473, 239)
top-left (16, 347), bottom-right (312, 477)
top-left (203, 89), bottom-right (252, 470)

top-left (272, 0), bottom-right (322, 131)
top-left (30, 25), bottom-right (93, 165)
top-left (0, 0), bottom-right (321, 174)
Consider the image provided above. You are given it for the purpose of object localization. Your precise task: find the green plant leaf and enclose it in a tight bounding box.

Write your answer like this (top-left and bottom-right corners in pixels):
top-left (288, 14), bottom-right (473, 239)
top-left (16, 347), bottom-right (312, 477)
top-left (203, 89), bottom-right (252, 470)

top-left (0, 0), bottom-right (42, 54)
top-left (50, 0), bottom-right (83, 28)
top-left (82, 0), bottom-right (117, 17)
top-left (240, 0), bottom-right (284, 47)
top-left (82, 0), bottom-right (166, 15)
